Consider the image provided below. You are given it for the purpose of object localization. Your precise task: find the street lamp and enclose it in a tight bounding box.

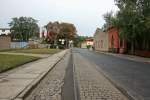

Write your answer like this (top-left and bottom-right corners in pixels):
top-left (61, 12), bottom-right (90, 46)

top-left (59, 39), bottom-right (65, 45)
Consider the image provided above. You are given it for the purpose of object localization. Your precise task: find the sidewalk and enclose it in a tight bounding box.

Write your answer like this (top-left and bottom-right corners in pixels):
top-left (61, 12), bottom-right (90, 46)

top-left (25, 51), bottom-right (71, 100)
top-left (73, 53), bottom-right (129, 100)
top-left (96, 51), bottom-right (150, 64)
top-left (0, 50), bottom-right (68, 100)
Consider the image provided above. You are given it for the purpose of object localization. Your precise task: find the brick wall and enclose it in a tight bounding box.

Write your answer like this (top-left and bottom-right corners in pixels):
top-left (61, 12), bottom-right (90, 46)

top-left (134, 50), bottom-right (150, 58)
top-left (0, 36), bottom-right (11, 50)
top-left (108, 28), bottom-right (119, 50)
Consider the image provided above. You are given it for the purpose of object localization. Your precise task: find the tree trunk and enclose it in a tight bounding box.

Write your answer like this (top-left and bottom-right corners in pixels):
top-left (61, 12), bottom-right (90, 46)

top-left (54, 35), bottom-right (58, 48)
top-left (65, 38), bottom-right (68, 48)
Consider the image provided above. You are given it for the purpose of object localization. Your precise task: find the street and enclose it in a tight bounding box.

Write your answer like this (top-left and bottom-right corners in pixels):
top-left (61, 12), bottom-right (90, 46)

top-left (24, 48), bottom-right (150, 100)
top-left (73, 49), bottom-right (128, 100)
top-left (26, 48), bottom-right (150, 100)
top-left (3, 46), bottom-right (149, 100)
top-left (74, 48), bottom-right (150, 100)
top-left (1, 0), bottom-right (150, 100)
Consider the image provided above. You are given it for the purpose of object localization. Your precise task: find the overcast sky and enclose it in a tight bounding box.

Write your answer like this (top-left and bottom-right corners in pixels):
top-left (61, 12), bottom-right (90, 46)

top-left (0, 0), bottom-right (118, 36)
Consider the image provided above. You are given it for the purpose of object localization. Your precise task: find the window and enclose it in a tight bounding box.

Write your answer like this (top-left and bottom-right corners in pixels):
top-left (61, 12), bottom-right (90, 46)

top-left (101, 40), bottom-right (103, 48)
top-left (99, 40), bottom-right (101, 48)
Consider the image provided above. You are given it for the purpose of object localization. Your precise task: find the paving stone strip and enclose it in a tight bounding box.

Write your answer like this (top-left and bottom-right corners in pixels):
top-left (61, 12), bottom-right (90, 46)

top-left (25, 52), bottom-right (71, 100)
top-left (73, 53), bottom-right (129, 100)
top-left (0, 50), bottom-right (68, 100)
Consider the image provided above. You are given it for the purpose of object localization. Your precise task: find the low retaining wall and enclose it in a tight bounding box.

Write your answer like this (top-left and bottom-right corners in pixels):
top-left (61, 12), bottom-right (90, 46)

top-left (11, 42), bottom-right (28, 48)
top-left (134, 50), bottom-right (150, 58)
top-left (109, 48), bottom-right (119, 53)
top-left (0, 36), bottom-right (11, 50)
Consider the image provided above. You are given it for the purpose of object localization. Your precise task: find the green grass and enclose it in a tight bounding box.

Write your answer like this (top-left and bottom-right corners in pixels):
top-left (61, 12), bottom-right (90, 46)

top-left (0, 54), bottom-right (39, 73)
top-left (1, 48), bottom-right (62, 54)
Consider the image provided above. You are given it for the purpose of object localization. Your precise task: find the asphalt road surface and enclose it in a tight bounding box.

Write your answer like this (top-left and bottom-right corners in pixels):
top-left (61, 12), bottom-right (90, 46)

top-left (73, 48), bottom-right (150, 100)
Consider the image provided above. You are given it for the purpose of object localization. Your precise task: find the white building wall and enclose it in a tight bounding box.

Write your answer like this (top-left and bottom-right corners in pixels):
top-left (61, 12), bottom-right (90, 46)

top-left (94, 28), bottom-right (109, 51)
top-left (86, 41), bottom-right (93, 46)
top-left (0, 28), bottom-right (11, 35)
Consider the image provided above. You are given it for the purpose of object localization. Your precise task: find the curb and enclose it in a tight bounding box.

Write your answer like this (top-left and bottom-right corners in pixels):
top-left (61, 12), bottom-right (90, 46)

top-left (95, 50), bottom-right (150, 64)
top-left (14, 49), bottom-right (69, 100)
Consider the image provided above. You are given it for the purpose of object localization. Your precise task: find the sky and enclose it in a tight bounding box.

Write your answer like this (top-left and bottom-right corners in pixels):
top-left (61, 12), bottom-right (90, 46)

top-left (0, 0), bottom-right (118, 36)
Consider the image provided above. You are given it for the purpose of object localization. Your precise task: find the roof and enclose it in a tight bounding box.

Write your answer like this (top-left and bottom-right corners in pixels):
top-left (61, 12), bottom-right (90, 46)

top-left (85, 38), bottom-right (93, 41)
top-left (94, 28), bottom-right (105, 36)
top-left (0, 28), bottom-right (11, 30)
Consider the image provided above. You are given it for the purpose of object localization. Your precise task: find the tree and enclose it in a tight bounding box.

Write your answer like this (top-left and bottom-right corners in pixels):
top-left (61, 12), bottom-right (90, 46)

top-left (59, 22), bottom-right (77, 39)
top-left (102, 11), bottom-right (119, 31)
top-left (45, 21), bottom-right (77, 45)
top-left (116, 0), bottom-right (139, 52)
top-left (73, 35), bottom-right (88, 47)
top-left (102, 0), bottom-right (150, 52)
top-left (136, 0), bottom-right (150, 50)
top-left (9, 17), bottom-right (39, 41)
top-left (114, 0), bottom-right (150, 51)
top-left (45, 21), bottom-right (60, 44)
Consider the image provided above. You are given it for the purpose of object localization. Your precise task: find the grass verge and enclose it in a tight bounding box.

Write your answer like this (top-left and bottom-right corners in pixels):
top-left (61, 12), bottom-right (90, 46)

top-left (0, 54), bottom-right (39, 73)
top-left (2, 48), bottom-right (62, 54)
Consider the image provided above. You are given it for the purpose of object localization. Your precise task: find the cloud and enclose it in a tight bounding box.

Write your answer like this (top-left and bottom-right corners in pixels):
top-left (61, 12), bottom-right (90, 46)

top-left (0, 0), bottom-right (118, 36)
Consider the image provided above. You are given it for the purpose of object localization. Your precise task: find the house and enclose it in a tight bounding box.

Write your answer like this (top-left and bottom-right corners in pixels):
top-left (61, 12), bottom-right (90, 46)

top-left (108, 27), bottom-right (126, 53)
top-left (86, 38), bottom-right (94, 46)
top-left (94, 28), bottom-right (109, 51)
top-left (0, 28), bottom-right (11, 49)
top-left (81, 41), bottom-right (87, 49)
top-left (81, 38), bottom-right (94, 49)
top-left (93, 27), bottom-right (126, 53)
top-left (0, 28), bottom-right (11, 35)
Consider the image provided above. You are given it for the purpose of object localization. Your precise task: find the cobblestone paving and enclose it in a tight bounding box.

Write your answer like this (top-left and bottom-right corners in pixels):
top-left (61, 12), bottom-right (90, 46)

top-left (73, 53), bottom-right (129, 100)
top-left (25, 52), bottom-right (70, 100)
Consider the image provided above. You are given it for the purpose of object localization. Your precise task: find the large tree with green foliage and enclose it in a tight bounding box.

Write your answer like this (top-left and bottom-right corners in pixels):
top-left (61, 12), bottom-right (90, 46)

top-left (9, 17), bottom-right (39, 41)
top-left (103, 0), bottom-right (150, 52)
top-left (102, 11), bottom-right (119, 32)
top-left (115, 0), bottom-right (150, 51)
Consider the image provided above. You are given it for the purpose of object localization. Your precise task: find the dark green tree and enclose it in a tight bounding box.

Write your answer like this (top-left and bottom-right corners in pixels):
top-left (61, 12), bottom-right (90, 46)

top-left (115, 0), bottom-right (150, 51)
top-left (9, 17), bottom-right (39, 41)
top-left (73, 36), bottom-right (88, 47)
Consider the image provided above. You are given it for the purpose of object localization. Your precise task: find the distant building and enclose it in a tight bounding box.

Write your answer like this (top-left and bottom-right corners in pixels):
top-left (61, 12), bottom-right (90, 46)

top-left (86, 38), bottom-right (94, 46)
top-left (0, 28), bottom-right (11, 35)
top-left (94, 28), bottom-right (109, 51)
top-left (81, 38), bottom-right (94, 49)
top-left (93, 27), bottom-right (126, 53)
top-left (81, 41), bottom-right (87, 49)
